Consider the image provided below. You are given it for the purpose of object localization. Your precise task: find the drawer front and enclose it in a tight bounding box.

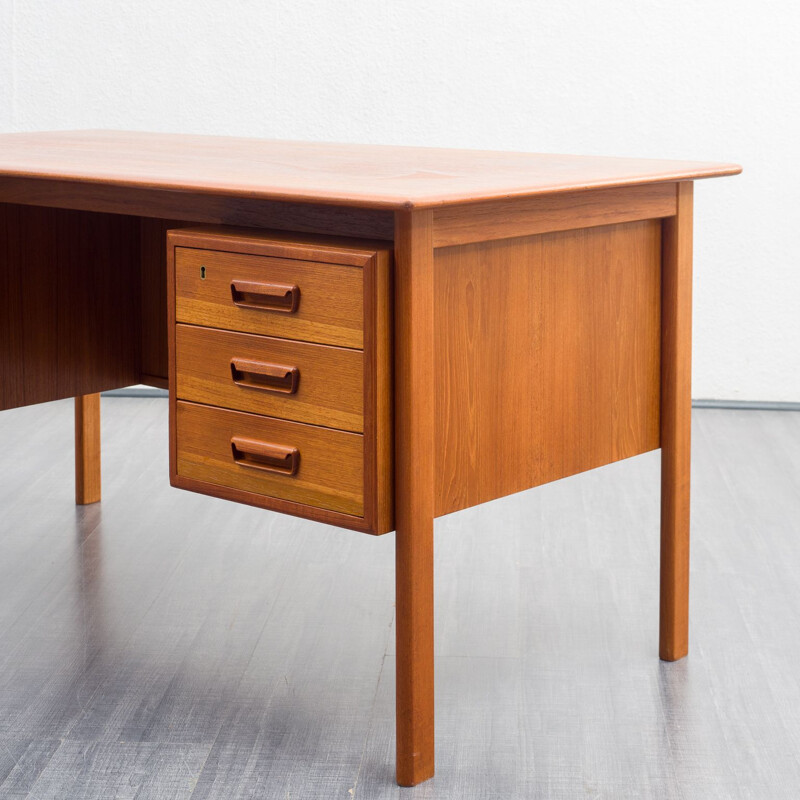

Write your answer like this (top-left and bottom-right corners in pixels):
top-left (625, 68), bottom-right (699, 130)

top-left (175, 324), bottom-right (364, 432)
top-left (176, 401), bottom-right (364, 516)
top-left (175, 247), bottom-right (364, 348)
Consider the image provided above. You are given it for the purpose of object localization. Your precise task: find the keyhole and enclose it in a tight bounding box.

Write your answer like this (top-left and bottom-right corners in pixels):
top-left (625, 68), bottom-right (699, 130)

top-left (200, 266), bottom-right (206, 280)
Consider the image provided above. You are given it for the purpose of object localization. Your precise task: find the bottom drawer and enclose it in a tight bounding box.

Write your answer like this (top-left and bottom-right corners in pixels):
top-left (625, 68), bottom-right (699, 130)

top-left (175, 401), bottom-right (364, 516)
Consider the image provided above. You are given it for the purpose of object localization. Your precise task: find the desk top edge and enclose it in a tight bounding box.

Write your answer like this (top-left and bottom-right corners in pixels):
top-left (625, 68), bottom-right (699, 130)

top-left (0, 130), bottom-right (742, 210)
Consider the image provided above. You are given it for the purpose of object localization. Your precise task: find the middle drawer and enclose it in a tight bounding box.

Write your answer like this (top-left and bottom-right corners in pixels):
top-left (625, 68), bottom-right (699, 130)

top-left (175, 324), bottom-right (364, 432)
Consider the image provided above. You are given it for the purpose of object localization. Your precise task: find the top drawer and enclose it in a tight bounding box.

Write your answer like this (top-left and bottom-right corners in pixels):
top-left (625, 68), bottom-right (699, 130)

top-left (175, 246), bottom-right (364, 348)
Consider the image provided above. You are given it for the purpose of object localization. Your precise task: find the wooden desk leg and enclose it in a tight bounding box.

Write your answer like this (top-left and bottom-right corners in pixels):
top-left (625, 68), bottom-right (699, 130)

top-left (659, 182), bottom-right (693, 661)
top-left (394, 209), bottom-right (435, 786)
top-left (75, 394), bottom-right (101, 505)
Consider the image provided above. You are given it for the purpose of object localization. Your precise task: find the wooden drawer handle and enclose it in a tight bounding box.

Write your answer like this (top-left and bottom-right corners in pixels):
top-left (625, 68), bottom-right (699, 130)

top-left (230, 436), bottom-right (299, 476)
top-left (230, 280), bottom-right (300, 313)
top-left (230, 358), bottom-right (300, 395)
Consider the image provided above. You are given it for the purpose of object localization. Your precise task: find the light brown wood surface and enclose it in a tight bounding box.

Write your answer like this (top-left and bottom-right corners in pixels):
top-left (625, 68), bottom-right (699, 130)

top-left (432, 182), bottom-right (676, 247)
top-left (393, 209), bottom-right (436, 786)
top-left (167, 226), bottom-right (394, 535)
top-left (175, 246), bottom-right (365, 349)
top-left (74, 393), bottom-right (101, 505)
top-left (0, 130), bottom-right (740, 209)
top-left (659, 182), bottom-right (694, 662)
top-left (363, 249), bottom-right (395, 536)
top-left (176, 401), bottom-right (364, 517)
top-left (169, 225), bottom-right (392, 267)
top-left (434, 219), bottom-right (662, 517)
top-left (153, 224), bottom-right (392, 391)
top-left (175, 324), bottom-right (364, 432)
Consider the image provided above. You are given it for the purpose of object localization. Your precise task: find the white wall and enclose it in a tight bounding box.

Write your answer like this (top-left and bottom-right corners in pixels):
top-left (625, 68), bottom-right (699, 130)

top-left (1, 0), bottom-right (797, 401)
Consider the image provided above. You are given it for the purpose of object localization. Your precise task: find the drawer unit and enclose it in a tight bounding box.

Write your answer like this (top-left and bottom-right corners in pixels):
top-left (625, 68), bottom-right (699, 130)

top-left (175, 324), bottom-right (364, 432)
top-left (167, 226), bottom-right (393, 534)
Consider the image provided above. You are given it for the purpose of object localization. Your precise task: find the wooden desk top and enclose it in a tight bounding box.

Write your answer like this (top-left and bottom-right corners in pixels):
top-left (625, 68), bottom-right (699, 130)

top-left (0, 130), bottom-right (740, 210)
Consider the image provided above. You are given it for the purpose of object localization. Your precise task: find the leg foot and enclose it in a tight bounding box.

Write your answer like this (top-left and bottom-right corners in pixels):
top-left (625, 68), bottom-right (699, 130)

top-left (395, 513), bottom-right (435, 785)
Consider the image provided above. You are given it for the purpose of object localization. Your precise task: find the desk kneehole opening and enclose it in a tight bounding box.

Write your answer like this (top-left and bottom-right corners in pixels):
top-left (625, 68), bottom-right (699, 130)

top-left (230, 436), bottom-right (300, 476)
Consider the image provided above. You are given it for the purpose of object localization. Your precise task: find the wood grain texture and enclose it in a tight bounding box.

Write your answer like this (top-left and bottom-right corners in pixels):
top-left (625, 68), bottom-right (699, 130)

top-left (0, 203), bottom-right (140, 411)
top-left (0, 176), bottom-right (395, 238)
top-left (167, 227), bottom-right (393, 535)
top-left (0, 130), bottom-right (741, 209)
top-left (434, 220), bottom-right (662, 517)
top-left (659, 182), bottom-right (694, 662)
top-left (155, 225), bottom-right (390, 268)
top-left (363, 249), bottom-right (395, 536)
top-left (175, 246), bottom-right (365, 349)
top-left (176, 401), bottom-right (364, 517)
top-left (74, 394), bottom-right (101, 505)
top-left (175, 324), bottom-right (364, 432)
top-left (432, 183), bottom-right (676, 247)
top-left (140, 218), bottom-right (188, 386)
top-left (393, 209), bottom-right (436, 786)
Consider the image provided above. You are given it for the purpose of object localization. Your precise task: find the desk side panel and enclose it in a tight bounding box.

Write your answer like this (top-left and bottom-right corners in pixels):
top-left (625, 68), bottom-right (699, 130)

top-left (0, 203), bottom-right (140, 410)
top-left (434, 219), bottom-right (661, 517)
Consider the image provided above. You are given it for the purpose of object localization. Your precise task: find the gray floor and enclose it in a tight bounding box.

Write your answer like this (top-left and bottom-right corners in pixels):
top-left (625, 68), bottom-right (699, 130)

top-left (0, 399), bottom-right (799, 799)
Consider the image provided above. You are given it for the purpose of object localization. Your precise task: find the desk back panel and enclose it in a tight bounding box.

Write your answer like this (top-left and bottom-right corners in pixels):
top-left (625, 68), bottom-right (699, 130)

top-left (0, 203), bottom-right (140, 410)
top-left (140, 217), bottom-right (190, 388)
top-left (434, 219), bottom-right (662, 517)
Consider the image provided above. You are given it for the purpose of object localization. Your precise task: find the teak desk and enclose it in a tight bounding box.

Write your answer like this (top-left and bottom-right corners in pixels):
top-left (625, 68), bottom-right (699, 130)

top-left (0, 131), bottom-right (740, 786)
